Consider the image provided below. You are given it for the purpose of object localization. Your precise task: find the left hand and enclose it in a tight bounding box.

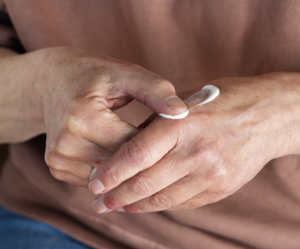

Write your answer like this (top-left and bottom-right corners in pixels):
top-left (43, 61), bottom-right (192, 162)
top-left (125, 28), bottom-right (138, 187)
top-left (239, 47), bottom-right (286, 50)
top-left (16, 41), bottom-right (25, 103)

top-left (90, 72), bottom-right (300, 213)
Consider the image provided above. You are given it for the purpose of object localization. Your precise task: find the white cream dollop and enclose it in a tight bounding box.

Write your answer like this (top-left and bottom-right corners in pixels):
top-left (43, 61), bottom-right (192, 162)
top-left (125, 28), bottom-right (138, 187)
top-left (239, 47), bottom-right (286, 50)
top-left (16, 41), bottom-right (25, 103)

top-left (159, 85), bottom-right (220, 120)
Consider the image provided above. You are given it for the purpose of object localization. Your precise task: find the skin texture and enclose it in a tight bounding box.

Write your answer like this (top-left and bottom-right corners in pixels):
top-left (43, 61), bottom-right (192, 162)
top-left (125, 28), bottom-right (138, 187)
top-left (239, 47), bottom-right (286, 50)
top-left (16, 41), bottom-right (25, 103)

top-left (90, 73), bottom-right (300, 213)
top-left (2, 46), bottom-right (300, 214)
top-left (0, 46), bottom-right (187, 188)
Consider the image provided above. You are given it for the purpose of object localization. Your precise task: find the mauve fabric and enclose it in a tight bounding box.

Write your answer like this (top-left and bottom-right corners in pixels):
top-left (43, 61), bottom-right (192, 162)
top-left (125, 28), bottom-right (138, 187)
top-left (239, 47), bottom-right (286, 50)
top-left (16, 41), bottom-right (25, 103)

top-left (1, 0), bottom-right (300, 248)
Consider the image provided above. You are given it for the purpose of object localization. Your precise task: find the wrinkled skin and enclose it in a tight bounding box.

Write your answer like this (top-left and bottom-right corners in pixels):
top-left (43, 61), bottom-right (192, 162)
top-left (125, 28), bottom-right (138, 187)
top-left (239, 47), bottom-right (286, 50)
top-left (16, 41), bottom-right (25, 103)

top-left (41, 48), bottom-right (188, 188)
top-left (2, 46), bottom-right (300, 214)
top-left (90, 73), bottom-right (300, 213)
top-left (0, 47), bottom-right (187, 188)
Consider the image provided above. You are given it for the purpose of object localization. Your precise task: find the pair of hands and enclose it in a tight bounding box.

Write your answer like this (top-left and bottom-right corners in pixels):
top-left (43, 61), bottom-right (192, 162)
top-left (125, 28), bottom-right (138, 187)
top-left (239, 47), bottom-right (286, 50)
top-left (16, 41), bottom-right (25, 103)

top-left (5, 47), bottom-right (300, 213)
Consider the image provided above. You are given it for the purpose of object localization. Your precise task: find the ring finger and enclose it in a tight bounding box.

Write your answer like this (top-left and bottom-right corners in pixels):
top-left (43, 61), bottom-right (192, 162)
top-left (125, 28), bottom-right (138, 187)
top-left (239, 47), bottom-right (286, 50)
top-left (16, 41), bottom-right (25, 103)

top-left (117, 174), bottom-right (209, 213)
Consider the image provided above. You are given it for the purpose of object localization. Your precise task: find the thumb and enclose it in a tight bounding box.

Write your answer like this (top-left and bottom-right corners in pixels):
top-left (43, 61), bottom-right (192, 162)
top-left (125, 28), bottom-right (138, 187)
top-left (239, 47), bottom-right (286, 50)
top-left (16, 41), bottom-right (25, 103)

top-left (124, 70), bottom-right (187, 116)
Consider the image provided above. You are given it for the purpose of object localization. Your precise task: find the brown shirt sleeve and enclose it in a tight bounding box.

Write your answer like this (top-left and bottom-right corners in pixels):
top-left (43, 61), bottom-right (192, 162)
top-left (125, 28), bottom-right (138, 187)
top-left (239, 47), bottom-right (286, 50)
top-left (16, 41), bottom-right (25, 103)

top-left (0, 1), bottom-right (24, 53)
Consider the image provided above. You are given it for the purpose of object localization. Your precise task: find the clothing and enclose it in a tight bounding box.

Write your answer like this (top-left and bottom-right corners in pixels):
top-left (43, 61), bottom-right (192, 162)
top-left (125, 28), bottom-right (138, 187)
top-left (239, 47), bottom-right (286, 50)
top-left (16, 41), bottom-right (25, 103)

top-left (1, 0), bottom-right (300, 248)
top-left (0, 205), bottom-right (93, 249)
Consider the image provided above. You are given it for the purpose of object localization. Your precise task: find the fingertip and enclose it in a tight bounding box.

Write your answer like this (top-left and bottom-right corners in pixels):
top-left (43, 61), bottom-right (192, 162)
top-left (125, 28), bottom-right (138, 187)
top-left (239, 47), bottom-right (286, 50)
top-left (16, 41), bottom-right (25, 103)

top-left (89, 179), bottom-right (105, 195)
top-left (164, 96), bottom-right (188, 115)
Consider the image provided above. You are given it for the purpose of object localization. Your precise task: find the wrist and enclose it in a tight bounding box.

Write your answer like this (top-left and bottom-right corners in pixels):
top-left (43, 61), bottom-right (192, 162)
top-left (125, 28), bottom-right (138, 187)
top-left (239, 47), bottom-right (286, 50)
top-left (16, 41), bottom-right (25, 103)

top-left (256, 72), bottom-right (300, 158)
top-left (0, 49), bottom-right (45, 143)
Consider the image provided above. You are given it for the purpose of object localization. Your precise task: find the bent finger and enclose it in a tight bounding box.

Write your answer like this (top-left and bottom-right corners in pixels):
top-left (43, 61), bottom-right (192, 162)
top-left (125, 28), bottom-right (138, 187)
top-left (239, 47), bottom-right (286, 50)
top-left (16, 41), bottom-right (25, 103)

top-left (95, 154), bottom-right (191, 211)
top-left (90, 118), bottom-right (179, 194)
top-left (46, 136), bottom-right (114, 177)
top-left (115, 174), bottom-right (208, 213)
top-left (49, 168), bottom-right (89, 188)
top-left (123, 68), bottom-right (187, 116)
top-left (65, 101), bottom-right (140, 153)
top-left (47, 156), bottom-right (93, 180)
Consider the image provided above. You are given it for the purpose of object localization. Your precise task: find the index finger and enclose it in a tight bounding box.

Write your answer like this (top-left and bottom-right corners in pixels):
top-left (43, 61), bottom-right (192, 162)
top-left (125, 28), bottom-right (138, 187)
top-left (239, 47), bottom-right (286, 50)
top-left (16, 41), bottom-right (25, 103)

top-left (89, 118), bottom-right (180, 195)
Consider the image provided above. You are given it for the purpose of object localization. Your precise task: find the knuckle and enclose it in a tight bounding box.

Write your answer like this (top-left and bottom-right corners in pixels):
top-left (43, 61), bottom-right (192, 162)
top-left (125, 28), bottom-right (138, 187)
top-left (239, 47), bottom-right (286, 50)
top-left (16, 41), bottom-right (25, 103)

top-left (209, 176), bottom-right (238, 196)
top-left (151, 193), bottom-right (176, 209)
top-left (51, 46), bottom-right (84, 61)
top-left (51, 141), bottom-right (74, 158)
top-left (49, 132), bottom-right (79, 159)
top-left (44, 151), bottom-right (55, 167)
top-left (59, 46), bottom-right (84, 54)
top-left (45, 151), bottom-right (63, 171)
top-left (50, 135), bottom-right (71, 156)
top-left (206, 193), bottom-right (224, 204)
top-left (127, 62), bottom-right (143, 72)
top-left (49, 168), bottom-right (65, 181)
top-left (96, 107), bottom-right (115, 121)
top-left (129, 175), bottom-right (155, 197)
top-left (125, 138), bottom-right (151, 168)
top-left (218, 180), bottom-right (239, 195)
top-left (201, 154), bottom-right (229, 181)
top-left (155, 79), bottom-right (175, 92)
top-left (208, 166), bottom-right (228, 181)
top-left (64, 114), bottom-right (88, 136)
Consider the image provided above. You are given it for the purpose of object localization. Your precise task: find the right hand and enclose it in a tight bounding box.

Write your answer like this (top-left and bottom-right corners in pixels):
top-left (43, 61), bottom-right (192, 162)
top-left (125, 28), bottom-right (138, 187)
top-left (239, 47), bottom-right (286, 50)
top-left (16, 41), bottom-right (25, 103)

top-left (3, 46), bottom-right (187, 188)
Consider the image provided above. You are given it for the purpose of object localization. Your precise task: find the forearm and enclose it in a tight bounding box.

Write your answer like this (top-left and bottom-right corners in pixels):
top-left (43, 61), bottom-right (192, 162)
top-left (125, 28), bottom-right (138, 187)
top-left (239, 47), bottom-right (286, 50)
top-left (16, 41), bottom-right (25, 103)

top-left (0, 48), bottom-right (44, 144)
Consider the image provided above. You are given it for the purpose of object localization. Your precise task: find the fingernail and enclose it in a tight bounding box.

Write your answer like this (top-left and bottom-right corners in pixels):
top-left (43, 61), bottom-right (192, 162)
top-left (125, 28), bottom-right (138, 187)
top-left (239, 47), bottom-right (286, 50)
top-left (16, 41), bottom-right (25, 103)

top-left (165, 96), bottom-right (187, 111)
top-left (92, 199), bottom-right (108, 213)
top-left (115, 207), bottom-right (125, 212)
top-left (89, 179), bottom-right (105, 195)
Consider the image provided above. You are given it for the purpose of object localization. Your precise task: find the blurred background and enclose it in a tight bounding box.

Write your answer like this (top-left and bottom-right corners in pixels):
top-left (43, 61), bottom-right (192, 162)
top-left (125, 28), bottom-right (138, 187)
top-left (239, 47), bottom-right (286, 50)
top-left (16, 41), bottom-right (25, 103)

top-left (0, 145), bottom-right (8, 173)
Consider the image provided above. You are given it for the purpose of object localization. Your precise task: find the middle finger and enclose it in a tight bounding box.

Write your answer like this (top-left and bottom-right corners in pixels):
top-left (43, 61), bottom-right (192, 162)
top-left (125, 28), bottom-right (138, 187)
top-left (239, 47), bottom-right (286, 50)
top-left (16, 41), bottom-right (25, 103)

top-left (92, 153), bottom-right (192, 213)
